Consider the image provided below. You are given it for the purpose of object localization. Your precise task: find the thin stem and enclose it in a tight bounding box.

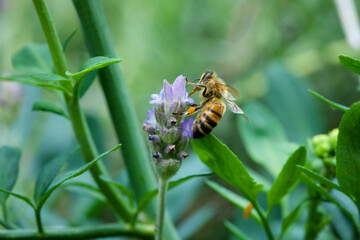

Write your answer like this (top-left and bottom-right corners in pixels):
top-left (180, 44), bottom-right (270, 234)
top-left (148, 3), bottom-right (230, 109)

top-left (155, 178), bottom-right (169, 240)
top-left (32, 0), bottom-right (132, 221)
top-left (35, 210), bottom-right (44, 234)
top-left (0, 223), bottom-right (154, 239)
top-left (252, 201), bottom-right (274, 240)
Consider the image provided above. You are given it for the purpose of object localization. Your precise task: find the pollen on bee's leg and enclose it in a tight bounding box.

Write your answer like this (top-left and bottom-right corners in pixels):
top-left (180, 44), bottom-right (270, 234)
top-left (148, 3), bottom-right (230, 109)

top-left (243, 203), bottom-right (254, 220)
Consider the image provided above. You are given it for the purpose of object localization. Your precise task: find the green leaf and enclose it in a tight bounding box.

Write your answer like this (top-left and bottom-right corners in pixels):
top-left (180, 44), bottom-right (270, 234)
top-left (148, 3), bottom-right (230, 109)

top-left (267, 146), bottom-right (306, 212)
top-left (62, 29), bottom-right (77, 52)
top-left (32, 100), bottom-right (68, 118)
top-left (192, 134), bottom-right (263, 202)
top-left (339, 55), bottom-right (360, 75)
top-left (133, 173), bottom-right (213, 223)
top-left (0, 189), bottom-right (35, 209)
top-left (307, 89), bottom-right (349, 112)
top-left (12, 43), bottom-right (54, 74)
top-left (31, 73), bottom-right (72, 85)
top-left (300, 174), bottom-right (358, 226)
top-left (36, 144), bottom-right (121, 210)
top-left (99, 175), bottom-right (135, 207)
top-left (66, 56), bottom-right (122, 81)
top-left (0, 75), bottom-right (72, 96)
top-left (79, 70), bottom-right (98, 98)
top-left (33, 155), bottom-right (70, 204)
top-left (337, 101), bottom-right (360, 207)
top-left (237, 101), bottom-right (299, 177)
top-left (224, 221), bottom-right (249, 240)
top-left (206, 180), bottom-right (261, 224)
top-left (279, 203), bottom-right (304, 238)
top-left (296, 165), bottom-right (342, 192)
top-left (0, 146), bottom-right (21, 204)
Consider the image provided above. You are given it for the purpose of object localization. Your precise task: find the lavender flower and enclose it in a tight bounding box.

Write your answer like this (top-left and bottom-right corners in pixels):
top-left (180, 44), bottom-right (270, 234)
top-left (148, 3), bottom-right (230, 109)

top-left (143, 75), bottom-right (194, 180)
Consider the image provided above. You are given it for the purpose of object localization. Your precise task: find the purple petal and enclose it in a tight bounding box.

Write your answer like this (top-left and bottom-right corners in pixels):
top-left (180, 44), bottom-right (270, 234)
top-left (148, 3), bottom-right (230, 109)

top-left (149, 94), bottom-right (161, 104)
top-left (181, 118), bottom-right (194, 139)
top-left (164, 79), bottom-right (173, 101)
top-left (142, 119), bottom-right (150, 125)
top-left (172, 75), bottom-right (186, 100)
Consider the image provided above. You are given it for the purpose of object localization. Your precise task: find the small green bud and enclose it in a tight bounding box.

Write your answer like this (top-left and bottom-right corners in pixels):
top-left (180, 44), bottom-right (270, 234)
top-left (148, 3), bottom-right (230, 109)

top-left (312, 134), bottom-right (331, 158)
top-left (328, 128), bottom-right (339, 149)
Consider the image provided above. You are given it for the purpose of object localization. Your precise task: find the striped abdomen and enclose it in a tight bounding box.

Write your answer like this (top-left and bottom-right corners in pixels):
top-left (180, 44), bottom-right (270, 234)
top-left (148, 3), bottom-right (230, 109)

top-left (192, 99), bottom-right (225, 139)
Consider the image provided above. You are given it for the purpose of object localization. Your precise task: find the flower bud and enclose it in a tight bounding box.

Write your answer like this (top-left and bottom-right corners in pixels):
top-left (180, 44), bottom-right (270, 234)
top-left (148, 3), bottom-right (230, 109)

top-left (143, 75), bottom-right (194, 179)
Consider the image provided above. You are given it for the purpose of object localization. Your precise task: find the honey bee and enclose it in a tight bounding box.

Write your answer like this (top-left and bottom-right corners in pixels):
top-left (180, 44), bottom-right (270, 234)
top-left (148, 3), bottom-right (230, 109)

top-left (174, 71), bottom-right (249, 139)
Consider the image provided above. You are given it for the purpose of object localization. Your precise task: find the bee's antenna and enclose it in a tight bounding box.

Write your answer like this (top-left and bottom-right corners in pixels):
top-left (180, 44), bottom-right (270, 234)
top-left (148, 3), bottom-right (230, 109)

top-left (191, 78), bottom-right (200, 82)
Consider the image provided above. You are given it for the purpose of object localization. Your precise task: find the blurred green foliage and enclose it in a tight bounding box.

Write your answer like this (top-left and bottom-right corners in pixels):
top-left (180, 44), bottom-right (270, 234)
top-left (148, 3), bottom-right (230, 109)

top-left (0, 0), bottom-right (359, 239)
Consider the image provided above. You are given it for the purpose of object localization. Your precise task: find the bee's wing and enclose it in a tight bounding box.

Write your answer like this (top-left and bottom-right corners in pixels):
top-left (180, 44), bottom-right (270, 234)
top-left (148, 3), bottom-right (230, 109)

top-left (219, 87), bottom-right (250, 122)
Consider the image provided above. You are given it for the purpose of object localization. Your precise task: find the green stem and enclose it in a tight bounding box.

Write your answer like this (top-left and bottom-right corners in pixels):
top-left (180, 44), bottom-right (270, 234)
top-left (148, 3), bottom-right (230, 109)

top-left (252, 201), bottom-right (274, 240)
top-left (71, 1), bottom-right (180, 239)
top-left (32, 0), bottom-right (132, 221)
top-left (0, 223), bottom-right (154, 239)
top-left (34, 210), bottom-right (44, 234)
top-left (155, 179), bottom-right (169, 240)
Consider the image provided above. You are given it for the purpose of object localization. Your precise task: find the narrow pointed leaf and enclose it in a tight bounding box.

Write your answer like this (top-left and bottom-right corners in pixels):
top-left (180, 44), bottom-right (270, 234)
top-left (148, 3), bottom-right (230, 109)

top-left (337, 101), bottom-right (360, 208)
top-left (0, 75), bottom-right (72, 96)
top-left (37, 144), bottom-right (121, 210)
top-left (66, 56), bottom-right (122, 81)
top-left (339, 55), bottom-right (360, 75)
top-left (0, 146), bottom-right (21, 204)
top-left (133, 173), bottom-right (213, 222)
top-left (192, 134), bottom-right (263, 202)
top-left (206, 180), bottom-right (261, 224)
top-left (280, 203), bottom-right (304, 238)
top-left (32, 100), bottom-right (67, 118)
top-left (34, 154), bottom-right (70, 204)
top-left (308, 89), bottom-right (349, 111)
top-left (300, 174), bottom-right (358, 226)
top-left (224, 221), bottom-right (249, 240)
top-left (0, 189), bottom-right (35, 209)
top-left (296, 165), bottom-right (342, 192)
top-left (31, 73), bottom-right (72, 85)
top-left (267, 146), bottom-right (306, 212)
top-left (62, 29), bottom-right (77, 52)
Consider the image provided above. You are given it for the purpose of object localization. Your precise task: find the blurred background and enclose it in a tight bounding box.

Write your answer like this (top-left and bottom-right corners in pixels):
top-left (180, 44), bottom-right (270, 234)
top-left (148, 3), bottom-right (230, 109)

top-left (0, 0), bottom-right (359, 239)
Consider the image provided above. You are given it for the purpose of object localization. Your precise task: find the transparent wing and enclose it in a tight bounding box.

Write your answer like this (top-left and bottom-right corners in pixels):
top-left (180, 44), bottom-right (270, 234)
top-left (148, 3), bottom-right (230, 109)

top-left (223, 96), bottom-right (250, 122)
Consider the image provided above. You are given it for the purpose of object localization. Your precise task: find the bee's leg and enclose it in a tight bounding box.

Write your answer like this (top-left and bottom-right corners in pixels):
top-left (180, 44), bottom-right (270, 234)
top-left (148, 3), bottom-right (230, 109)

top-left (173, 98), bottom-right (211, 116)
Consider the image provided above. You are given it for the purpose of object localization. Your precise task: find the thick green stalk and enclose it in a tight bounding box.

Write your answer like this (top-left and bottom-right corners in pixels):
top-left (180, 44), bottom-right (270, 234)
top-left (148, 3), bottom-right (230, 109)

top-left (71, 1), bottom-right (180, 239)
top-left (252, 201), bottom-right (274, 240)
top-left (155, 179), bottom-right (168, 240)
top-left (32, 0), bottom-right (132, 221)
top-left (34, 210), bottom-right (44, 234)
top-left (0, 223), bottom-right (154, 240)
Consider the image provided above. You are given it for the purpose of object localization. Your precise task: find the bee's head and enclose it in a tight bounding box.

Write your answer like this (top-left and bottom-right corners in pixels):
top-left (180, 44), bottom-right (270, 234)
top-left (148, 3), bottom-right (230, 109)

top-left (200, 71), bottom-right (215, 83)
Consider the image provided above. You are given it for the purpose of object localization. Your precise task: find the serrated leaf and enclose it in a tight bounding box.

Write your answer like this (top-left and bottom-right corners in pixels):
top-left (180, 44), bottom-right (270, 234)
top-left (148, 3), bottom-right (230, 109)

top-left (296, 165), bottom-right (342, 192)
top-left (267, 146), bottom-right (306, 212)
top-left (99, 175), bottom-right (135, 207)
top-left (0, 75), bottom-right (72, 96)
top-left (337, 101), bottom-right (360, 208)
top-left (133, 173), bottom-right (213, 223)
top-left (0, 189), bottom-right (35, 209)
top-left (280, 203), bottom-right (304, 238)
top-left (192, 134), bottom-right (263, 202)
top-left (224, 221), bottom-right (249, 240)
top-left (32, 100), bottom-right (67, 118)
top-left (206, 180), bottom-right (261, 224)
top-left (66, 56), bottom-right (122, 81)
top-left (33, 154), bottom-right (70, 204)
top-left (308, 89), bottom-right (349, 112)
top-left (62, 29), bottom-right (77, 52)
top-left (339, 55), bottom-right (360, 75)
top-left (12, 43), bottom-right (54, 74)
top-left (237, 101), bottom-right (299, 177)
top-left (36, 144), bottom-right (121, 210)
top-left (0, 146), bottom-right (21, 204)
